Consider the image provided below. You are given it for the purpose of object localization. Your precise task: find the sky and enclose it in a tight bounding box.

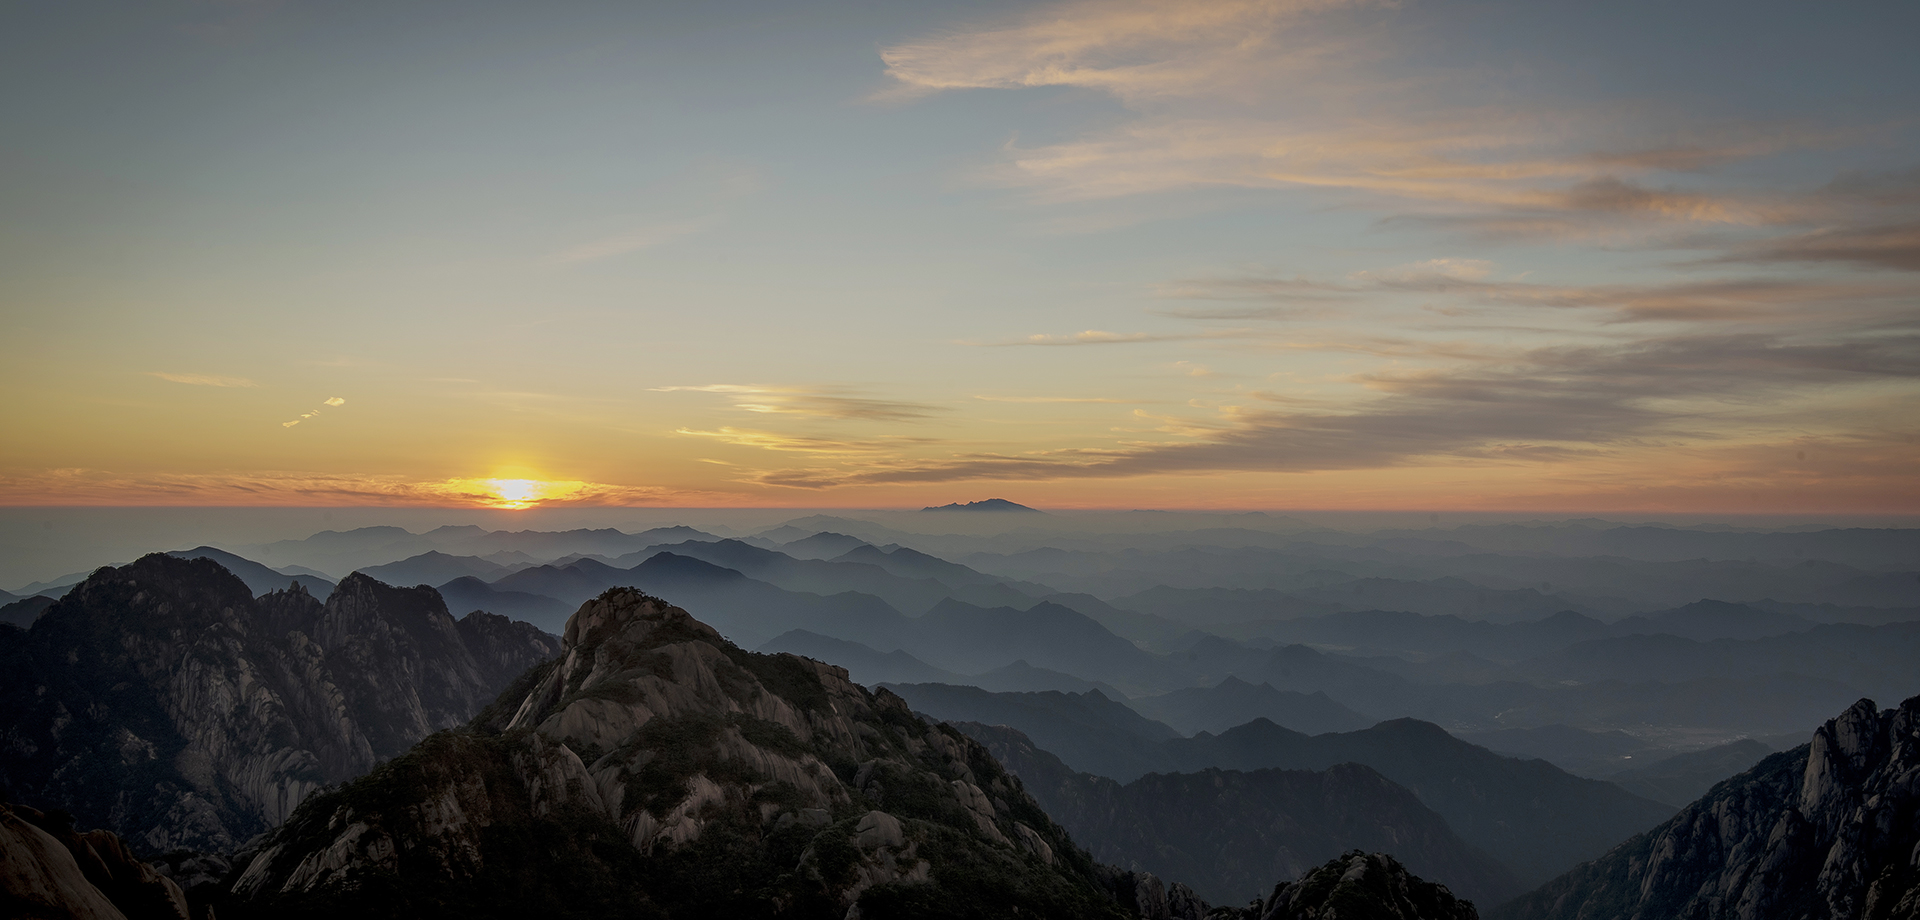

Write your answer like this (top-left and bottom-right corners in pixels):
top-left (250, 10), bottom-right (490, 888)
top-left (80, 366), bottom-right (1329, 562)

top-left (2, 0), bottom-right (1916, 513)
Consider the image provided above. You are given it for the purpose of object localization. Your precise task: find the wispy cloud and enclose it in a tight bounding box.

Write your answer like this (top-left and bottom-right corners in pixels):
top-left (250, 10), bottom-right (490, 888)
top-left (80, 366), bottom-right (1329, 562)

top-left (149, 371), bottom-right (256, 387)
top-left (972, 395), bottom-right (1135, 403)
top-left (983, 329), bottom-right (1253, 346)
top-left (282, 396), bottom-right (346, 428)
top-left (0, 470), bottom-right (720, 507)
top-left (652, 384), bottom-right (941, 421)
top-left (882, 0), bottom-right (1818, 237)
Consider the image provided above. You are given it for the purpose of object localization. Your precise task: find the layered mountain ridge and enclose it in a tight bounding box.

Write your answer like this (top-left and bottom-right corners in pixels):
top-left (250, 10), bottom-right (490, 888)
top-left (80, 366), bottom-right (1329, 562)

top-left (0, 554), bottom-right (558, 853)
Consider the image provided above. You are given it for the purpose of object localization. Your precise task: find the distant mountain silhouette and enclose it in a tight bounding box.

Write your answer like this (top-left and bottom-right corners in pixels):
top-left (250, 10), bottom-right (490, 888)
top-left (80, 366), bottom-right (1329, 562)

top-left (776, 530), bottom-right (872, 559)
top-left (1129, 676), bottom-right (1372, 737)
top-left (966, 721), bottom-right (1520, 906)
top-left (922, 498), bottom-right (1041, 512)
top-left (357, 550), bottom-right (514, 588)
top-left (169, 546), bottom-right (335, 598)
top-left (436, 574), bottom-right (573, 633)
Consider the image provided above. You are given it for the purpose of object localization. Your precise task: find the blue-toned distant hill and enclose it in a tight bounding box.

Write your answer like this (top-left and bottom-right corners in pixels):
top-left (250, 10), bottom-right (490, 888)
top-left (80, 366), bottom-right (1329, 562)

top-left (169, 546), bottom-right (335, 598)
top-left (922, 498), bottom-right (1041, 512)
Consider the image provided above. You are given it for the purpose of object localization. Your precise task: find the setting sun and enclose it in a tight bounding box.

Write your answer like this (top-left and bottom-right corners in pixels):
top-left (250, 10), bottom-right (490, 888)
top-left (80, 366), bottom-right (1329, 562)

top-left (488, 479), bottom-right (541, 508)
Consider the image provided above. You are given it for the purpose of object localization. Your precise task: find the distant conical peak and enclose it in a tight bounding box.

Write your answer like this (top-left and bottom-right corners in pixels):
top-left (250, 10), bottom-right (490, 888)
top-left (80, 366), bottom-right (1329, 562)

top-left (921, 498), bottom-right (1041, 512)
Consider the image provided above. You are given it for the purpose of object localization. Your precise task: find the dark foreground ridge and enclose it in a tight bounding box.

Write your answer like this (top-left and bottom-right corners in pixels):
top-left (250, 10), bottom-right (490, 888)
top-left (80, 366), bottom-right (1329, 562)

top-left (219, 587), bottom-right (1123, 919)
top-left (1495, 694), bottom-right (1920, 920)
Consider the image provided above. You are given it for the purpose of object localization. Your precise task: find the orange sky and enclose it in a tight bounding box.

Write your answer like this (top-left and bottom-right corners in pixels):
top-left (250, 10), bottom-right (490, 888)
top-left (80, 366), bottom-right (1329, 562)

top-left (3, 1), bottom-right (1916, 513)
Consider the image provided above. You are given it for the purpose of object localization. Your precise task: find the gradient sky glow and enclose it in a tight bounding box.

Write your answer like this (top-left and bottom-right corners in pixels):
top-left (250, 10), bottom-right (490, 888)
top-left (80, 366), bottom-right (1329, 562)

top-left (3, 0), bottom-right (1917, 511)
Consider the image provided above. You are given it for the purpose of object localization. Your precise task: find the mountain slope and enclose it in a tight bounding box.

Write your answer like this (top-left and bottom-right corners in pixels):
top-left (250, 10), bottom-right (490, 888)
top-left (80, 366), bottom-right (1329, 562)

top-left (962, 722), bottom-right (1520, 906)
top-left (1129, 677), bottom-right (1372, 736)
top-left (1164, 718), bottom-right (1675, 889)
top-left (1495, 695), bottom-right (1920, 920)
top-left (223, 587), bottom-right (1125, 920)
top-left (169, 546), bottom-right (335, 598)
top-left (0, 554), bottom-right (558, 852)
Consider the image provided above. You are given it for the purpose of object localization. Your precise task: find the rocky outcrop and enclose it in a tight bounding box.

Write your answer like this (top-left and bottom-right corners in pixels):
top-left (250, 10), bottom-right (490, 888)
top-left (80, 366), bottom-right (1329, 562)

top-left (0, 555), bottom-right (559, 854)
top-left (0, 801), bottom-right (193, 920)
top-left (962, 722), bottom-right (1519, 906)
top-left (1212, 851), bottom-right (1479, 920)
top-left (1495, 695), bottom-right (1920, 920)
top-left (221, 587), bottom-right (1126, 919)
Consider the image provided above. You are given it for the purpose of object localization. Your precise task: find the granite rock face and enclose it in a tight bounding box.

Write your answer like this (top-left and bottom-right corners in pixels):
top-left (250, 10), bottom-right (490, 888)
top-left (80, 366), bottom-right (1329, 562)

top-left (222, 587), bottom-right (1125, 919)
top-left (1496, 695), bottom-right (1920, 920)
top-left (0, 801), bottom-right (193, 920)
top-left (0, 554), bottom-right (559, 853)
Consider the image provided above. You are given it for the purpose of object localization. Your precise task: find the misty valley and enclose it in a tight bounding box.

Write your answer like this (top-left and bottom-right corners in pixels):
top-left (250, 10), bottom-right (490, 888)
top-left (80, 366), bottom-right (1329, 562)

top-left (4, 509), bottom-right (1919, 920)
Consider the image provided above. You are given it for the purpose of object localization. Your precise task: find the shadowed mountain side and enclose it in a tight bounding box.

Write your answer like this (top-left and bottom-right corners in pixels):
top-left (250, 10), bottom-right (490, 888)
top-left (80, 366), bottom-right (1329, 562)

top-left (883, 683), bottom-right (1182, 782)
top-left (488, 553), bottom-right (908, 650)
top-left (169, 546), bottom-right (335, 598)
top-left (357, 551), bottom-right (516, 589)
top-left (777, 531), bottom-right (873, 560)
top-left (637, 539), bottom-right (962, 615)
top-left (220, 588), bottom-right (1126, 920)
top-left (1493, 696), bottom-right (1920, 920)
top-left (1602, 738), bottom-right (1775, 808)
top-left (435, 576), bottom-right (575, 634)
top-left (1129, 677), bottom-right (1373, 737)
top-left (907, 598), bottom-right (1188, 694)
top-left (0, 555), bottom-right (558, 853)
top-left (969, 661), bottom-right (1130, 699)
top-left (1, 594), bottom-right (56, 628)
top-left (0, 801), bottom-right (195, 920)
top-left (1039, 593), bottom-right (1191, 645)
top-left (960, 722), bottom-right (1521, 907)
top-left (760, 630), bottom-right (964, 685)
top-left (1160, 718), bottom-right (1676, 889)
top-left (831, 543), bottom-right (1051, 597)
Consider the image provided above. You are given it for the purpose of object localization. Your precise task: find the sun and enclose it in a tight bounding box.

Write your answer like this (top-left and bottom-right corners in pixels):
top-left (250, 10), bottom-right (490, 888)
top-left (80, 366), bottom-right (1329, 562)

top-left (488, 479), bottom-right (541, 508)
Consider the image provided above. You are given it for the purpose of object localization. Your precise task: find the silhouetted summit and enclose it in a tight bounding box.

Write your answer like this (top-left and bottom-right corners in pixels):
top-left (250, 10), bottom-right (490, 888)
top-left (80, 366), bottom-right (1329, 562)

top-left (922, 498), bottom-right (1041, 512)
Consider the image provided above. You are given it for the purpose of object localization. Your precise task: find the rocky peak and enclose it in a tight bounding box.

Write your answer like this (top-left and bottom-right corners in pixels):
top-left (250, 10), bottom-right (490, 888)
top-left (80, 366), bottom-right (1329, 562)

top-left (0, 554), bottom-right (559, 854)
top-left (1224, 851), bottom-right (1478, 920)
top-left (225, 587), bottom-right (1125, 918)
top-left (1496, 694), bottom-right (1920, 920)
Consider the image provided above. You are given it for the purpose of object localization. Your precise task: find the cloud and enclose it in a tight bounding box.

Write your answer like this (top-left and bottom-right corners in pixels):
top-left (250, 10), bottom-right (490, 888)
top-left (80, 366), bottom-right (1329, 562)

top-left (0, 470), bottom-right (719, 507)
top-left (988, 328), bottom-right (1253, 346)
top-left (972, 395), bottom-right (1134, 403)
top-left (882, 0), bottom-right (1812, 231)
top-left (1164, 265), bottom-right (1919, 324)
top-left (652, 384), bottom-right (941, 421)
top-left (149, 372), bottom-right (256, 387)
top-left (282, 396), bottom-right (346, 428)
top-left (734, 330), bottom-right (1920, 487)
top-left (1714, 221), bottom-right (1920, 272)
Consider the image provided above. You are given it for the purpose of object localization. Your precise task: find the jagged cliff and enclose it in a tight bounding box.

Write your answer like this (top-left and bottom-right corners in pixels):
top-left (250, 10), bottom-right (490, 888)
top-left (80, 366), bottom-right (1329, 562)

top-left (222, 587), bottom-right (1125, 919)
top-left (960, 722), bottom-right (1519, 906)
top-left (0, 554), bottom-right (559, 853)
top-left (1495, 695), bottom-right (1920, 920)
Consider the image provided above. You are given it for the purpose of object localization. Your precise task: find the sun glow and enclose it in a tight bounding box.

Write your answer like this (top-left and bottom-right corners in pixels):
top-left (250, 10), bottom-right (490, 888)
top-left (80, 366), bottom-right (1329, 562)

top-left (420, 476), bottom-right (598, 509)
